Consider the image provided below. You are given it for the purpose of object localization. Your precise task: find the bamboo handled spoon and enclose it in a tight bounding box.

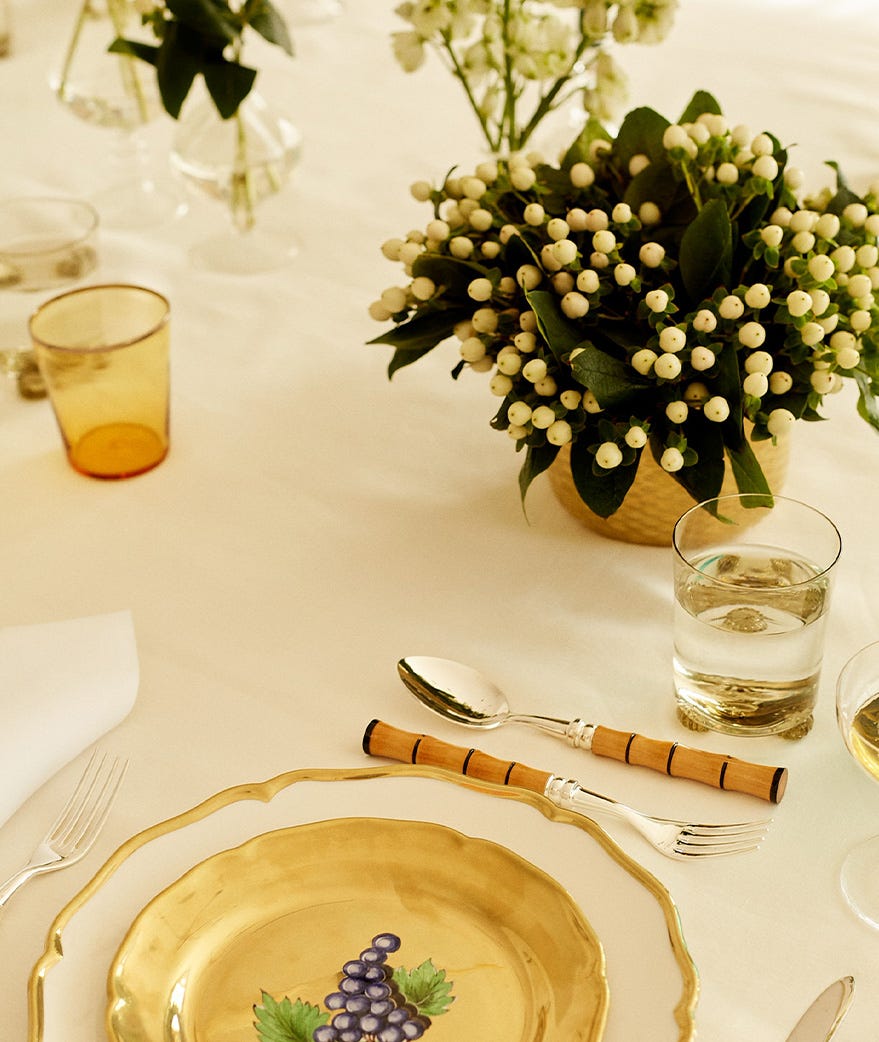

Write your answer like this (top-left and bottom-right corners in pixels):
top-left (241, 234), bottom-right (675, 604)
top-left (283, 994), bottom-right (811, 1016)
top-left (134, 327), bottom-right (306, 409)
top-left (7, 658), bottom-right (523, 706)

top-left (398, 655), bottom-right (788, 803)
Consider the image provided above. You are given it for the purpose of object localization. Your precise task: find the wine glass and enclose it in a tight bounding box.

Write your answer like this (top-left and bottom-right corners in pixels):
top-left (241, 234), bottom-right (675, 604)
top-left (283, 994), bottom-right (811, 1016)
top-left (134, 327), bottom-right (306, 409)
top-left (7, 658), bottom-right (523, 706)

top-left (0, 196), bottom-right (99, 397)
top-left (835, 640), bottom-right (879, 929)
top-left (170, 88), bottom-right (302, 274)
top-left (50, 0), bottom-right (186, 229)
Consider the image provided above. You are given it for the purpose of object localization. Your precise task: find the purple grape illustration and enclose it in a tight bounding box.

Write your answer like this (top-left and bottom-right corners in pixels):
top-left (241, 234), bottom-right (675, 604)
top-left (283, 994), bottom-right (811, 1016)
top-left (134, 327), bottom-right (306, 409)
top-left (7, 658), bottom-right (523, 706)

top-left (254, 933), bottom-right (455, 1042)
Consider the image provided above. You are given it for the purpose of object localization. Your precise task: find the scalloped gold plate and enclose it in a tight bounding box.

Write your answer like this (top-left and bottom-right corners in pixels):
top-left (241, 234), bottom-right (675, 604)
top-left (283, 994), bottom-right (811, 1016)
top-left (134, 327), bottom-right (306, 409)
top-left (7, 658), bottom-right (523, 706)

top-left (107, 817), bottom-right (608, 1042)
top-left (29, 766), bottom-right (699, 1041)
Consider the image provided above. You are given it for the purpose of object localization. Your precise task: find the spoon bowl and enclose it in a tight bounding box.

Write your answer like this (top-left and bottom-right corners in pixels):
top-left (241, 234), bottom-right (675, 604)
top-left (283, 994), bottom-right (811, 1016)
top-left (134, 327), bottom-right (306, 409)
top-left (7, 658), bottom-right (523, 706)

top-left (398, 656), bottom-right (517, 728)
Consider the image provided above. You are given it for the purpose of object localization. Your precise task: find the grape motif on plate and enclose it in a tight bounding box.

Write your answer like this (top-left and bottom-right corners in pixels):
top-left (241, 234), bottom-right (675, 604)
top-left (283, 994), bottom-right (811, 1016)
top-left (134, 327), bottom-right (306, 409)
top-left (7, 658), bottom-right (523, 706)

top-left (254, 933), bottom-right (455, 1042)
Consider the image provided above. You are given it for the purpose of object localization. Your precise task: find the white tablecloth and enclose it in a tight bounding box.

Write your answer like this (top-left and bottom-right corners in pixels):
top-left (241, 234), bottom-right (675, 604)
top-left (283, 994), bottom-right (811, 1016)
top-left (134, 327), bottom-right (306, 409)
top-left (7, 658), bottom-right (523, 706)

top-left (2, 1), bottom-right (878, 1039)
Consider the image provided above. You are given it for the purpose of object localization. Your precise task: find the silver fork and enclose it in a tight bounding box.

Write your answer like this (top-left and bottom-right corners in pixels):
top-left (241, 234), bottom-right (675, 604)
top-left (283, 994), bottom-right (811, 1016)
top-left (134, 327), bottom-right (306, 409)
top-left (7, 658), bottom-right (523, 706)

top-left (0, 750), bottom-right (127, 908)
top-left (546, 777), bottom-right (770, 860)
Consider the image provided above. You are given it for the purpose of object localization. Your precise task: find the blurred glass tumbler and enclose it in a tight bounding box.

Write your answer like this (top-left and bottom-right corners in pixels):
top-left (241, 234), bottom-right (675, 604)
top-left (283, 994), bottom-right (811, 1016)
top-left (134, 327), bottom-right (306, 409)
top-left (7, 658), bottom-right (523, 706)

top-left (30, 284), bottom-right (170, 479)
top-left (672, 494), bottom-right (841, 738)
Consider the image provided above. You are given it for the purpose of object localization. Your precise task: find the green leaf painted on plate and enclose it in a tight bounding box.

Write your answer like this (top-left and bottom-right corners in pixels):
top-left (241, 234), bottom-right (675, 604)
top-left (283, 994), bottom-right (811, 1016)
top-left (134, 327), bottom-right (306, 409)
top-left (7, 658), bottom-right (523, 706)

top-left (253, 993), bottom-right (328, 1042)
top-left (393, 959), bottom-right (456, 1017)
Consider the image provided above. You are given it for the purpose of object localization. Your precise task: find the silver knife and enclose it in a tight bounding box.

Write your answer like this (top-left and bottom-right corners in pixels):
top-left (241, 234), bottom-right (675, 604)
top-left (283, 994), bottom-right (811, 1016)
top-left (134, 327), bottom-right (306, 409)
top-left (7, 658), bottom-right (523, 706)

top-left (786, 977), bottom-right (855, 1042)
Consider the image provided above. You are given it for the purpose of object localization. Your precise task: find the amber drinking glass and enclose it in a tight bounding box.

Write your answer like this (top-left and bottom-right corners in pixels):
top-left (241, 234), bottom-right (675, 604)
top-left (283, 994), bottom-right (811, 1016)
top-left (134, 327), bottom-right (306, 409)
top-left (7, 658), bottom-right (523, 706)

top-left (30, 284), bottom-right (170, 479)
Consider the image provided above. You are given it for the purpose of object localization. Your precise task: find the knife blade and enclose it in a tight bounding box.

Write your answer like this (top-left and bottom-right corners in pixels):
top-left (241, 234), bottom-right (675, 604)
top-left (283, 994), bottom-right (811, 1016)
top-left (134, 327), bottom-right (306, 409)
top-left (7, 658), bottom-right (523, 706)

top-left (786, 977), bottom-right (855, 1042)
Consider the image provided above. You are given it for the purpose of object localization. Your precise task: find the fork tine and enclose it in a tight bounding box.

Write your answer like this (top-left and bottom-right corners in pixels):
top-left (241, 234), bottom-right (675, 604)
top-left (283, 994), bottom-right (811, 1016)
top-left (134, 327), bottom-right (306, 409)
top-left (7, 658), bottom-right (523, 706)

top-left (681, 821), bottom-right (771, 841)
top-left (49, 753), bottom-right (127, 853)
top-left (674, 837), bottom-right (765, 857)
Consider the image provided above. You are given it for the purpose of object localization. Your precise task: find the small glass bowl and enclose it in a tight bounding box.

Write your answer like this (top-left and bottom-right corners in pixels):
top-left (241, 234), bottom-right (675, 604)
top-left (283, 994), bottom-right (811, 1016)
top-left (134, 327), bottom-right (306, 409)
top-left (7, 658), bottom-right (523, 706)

top-left (0, 196), bottom-right (99, 294)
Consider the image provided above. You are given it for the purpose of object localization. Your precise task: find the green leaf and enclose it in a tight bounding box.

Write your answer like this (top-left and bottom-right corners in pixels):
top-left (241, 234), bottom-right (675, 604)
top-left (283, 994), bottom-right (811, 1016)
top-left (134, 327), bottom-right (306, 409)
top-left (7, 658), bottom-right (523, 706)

top-left (560, 116), bottom-right (612, 168)
top-left (569, 438), bottom-right (638, 518)
top-left (570, 343), bottom-right (650, 408)
top-left (154, 26), bottom-right (203, 118)
top-left (613, 105), bottom-right (670, 167)
top-left (368, 306), bottom-right (472, 377)
top-left (108, 38), bottom-right (160, 66)
top-left (678, 89), bottom-right (722, 124)
top-left (166, 0), bottom-right (238, 43)
top-left (854, 369), bottom-right (879, 431)
top-left (253, 993), bottom-right (328, 1042)
top-left (623, 160), bottom-right (679, 215)
top-left (525, 289), bottom-right (583, 361)
top-left (678, 198), bottom-right (733, 305)
top-left (248, 0), bottom-right (294, 55)
top-left (518, 443), bottom-right (560, 506)
top-left (726, 438), bottom-right (771, 495)
top-left (203, 57), bottom-right (258, 119)
top-left (393, 960), bottom-right (455, 1018)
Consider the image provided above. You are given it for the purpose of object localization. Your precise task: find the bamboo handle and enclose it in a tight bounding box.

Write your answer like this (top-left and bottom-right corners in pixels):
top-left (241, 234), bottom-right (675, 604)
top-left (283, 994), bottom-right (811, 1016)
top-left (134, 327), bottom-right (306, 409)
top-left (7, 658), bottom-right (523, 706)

top-left (591, 726), bottom-right (788, 803)
top-left (362, 720), bottom-right (552, 796)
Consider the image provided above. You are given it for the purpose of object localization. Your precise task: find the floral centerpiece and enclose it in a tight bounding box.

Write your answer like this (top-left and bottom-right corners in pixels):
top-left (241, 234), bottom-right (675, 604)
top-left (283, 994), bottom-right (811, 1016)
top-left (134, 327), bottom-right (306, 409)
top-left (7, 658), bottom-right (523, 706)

top-left (367, 91), bottom-right (879, 520)
top-left (390, 0), bottom-right (679, 154)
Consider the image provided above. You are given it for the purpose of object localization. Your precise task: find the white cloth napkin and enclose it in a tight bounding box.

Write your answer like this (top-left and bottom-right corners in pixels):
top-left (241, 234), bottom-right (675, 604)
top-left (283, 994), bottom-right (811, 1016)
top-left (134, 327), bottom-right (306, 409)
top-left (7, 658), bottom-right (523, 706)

top-left (0, 610), bottom-right (138, 830)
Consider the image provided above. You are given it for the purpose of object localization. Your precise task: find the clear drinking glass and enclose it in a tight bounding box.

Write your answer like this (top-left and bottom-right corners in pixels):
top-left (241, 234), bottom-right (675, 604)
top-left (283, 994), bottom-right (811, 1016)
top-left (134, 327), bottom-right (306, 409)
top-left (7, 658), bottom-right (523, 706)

top-left (672, 494), bottom-right (841, 738)
top-left (0, 197), bottom-right (99, 390)
top-left (30, 283), bottom-right (170, 479)
top-left (835, 641), bottom-right (879, 929)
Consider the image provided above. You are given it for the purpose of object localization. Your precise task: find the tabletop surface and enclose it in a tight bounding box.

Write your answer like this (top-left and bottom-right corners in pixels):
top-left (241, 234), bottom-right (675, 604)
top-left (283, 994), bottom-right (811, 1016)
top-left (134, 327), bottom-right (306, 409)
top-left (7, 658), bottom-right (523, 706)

top-left (2, 1), bottom-right (879, 1039)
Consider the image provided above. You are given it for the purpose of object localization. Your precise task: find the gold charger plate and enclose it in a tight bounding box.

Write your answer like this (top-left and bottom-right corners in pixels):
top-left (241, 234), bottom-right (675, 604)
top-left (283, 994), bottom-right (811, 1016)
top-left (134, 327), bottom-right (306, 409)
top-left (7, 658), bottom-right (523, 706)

top-left (30, 766), bottom-right (698, 1041)
top-left (107, 817), bottom-right (608, 1042)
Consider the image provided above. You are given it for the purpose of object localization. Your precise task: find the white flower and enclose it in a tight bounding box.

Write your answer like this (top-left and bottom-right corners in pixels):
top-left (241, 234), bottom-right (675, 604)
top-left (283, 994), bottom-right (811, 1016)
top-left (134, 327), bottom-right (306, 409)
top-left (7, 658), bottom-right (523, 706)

top-left (769, 371), bottom-right (793, 394)
top-left (750, 133), bottom-right (774, 156)
top-left (411, 276), bottom-right (437, 301)
top-left (570, 163), bottom-right (595, 189)
top-left (595, 441), bottom-right (623, 469)
top-left (738, 322), bottom-right (766, 349)
top-left (716, 163), bottom-right (739, 185)
top-left (843, 202), bottom-right (869, 227)
top-left (592, 229), bottom-right (617, 254)
top-left (684, 381), bottom-right (710, 405)
top-left (744, 283), bottom-right (771, 309)
top-left (561, 291), bottom-right (590, 318)
top-left (743, 372), bottom-right (769, 397)
top-left (662, 124), bottom-right (690, 151)
top-left (645, 288), bottom-right (669, 313)
top-left (547, 419), bottom-right (573, 446)
top-left (665, 400), bottom-right (688, 423)
top-left (625, 425), bottom-right (648, 448)
top-left (659, 326), bottom-right (686, 353)
top-left (808, 254), bottom-right (836, 282)
top-left (577, 269), bottom-right (600, 294)
top-left (704, 396), bottom-right (730, 422)
top-left (614, 263), bottom-right (637, 286)
top-left (815, 213), bottom-right (841, 240)
top-left (767, 408), bottom-right (796, 436)
top-left (801, 322), bottom-right (825, 346)
top-left (786, 290), bottom-right (812, 317)
top-left (368, 300), bottom-right (393, 322)
top-left (719, 295), bottom-right (745, 319)
top-left (639, 242), bottom-right (665, 268)
top-left (848, 273), bottom-right (873, 299)
top-left (631, 348), bottom-right (657, 375)
top-left (449, 236), bottom-right (474, 258)
top-left (752, 154), bottom-right (779, 181)
top-left (552, 239), bottom-right (579, 266)
top-left (380, 286), bottom-right (408, 313)
top-left (459, 336), bottom-right (486, 363)
top-left (654, 353), bottom-right (682, 379)
top-left (810, 370), bottom-right (836, 394)
top-left (690, 346), bottom-right (716, 371)
top-left (582, 390), bottom-right (603, 413)
top-left (639, 201), bottom-right (662, 225)
top-left (510, 166), bottom-right (537, 191)
top-left (516, 265), bottom-right (542, 290)
top-left (761, 225), bottom-right (784, 248)
top-left (467, 277), bottom-right (492, 302)
top-left (547, 218), bottom-right (570, 241)
top-left (490, 372), bottom-right (513, 396)
top-left (524, 203), bottom-right (545, 226)
top-left (744, 350), bottom-right (773, 375)
top-left (391, 30), bottom-right (426, 72)
top-left (629, 153), bottom-right (651, 177)
top-left (612, 202), bottom-right (633, 224)
top-left (692, 308), bottom-right (717, 333)
top-left (531, 405), bottom-right (556, 429)
top-left (560, 389), bottom-right (581, 409)
top-left (660, 447), bottom-right (684, 472)
top-left (522, 357), bottom-right (548, 383)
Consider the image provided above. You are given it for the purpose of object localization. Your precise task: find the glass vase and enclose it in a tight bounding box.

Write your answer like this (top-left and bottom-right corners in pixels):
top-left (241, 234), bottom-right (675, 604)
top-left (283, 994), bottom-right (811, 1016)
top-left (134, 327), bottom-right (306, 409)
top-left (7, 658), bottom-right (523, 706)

top-left (171, 90), bottom-right (303, 274)
top-left (50, 0), bottom-right (187, 229)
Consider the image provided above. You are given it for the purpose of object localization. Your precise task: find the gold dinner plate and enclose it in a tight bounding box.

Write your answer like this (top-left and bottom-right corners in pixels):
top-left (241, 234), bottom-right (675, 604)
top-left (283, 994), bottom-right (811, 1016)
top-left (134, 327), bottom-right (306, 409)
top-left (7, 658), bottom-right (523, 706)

top-left (107, 817), bottom-right (608, 1042)
top-left (30, 766), bottom-right (698, 1041)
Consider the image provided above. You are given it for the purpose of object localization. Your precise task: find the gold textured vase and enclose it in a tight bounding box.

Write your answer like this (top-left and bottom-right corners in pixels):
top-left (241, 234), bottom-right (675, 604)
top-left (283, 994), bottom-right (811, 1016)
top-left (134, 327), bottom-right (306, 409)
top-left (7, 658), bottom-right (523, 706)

top-left (547, 429), bottom-right (791, 546)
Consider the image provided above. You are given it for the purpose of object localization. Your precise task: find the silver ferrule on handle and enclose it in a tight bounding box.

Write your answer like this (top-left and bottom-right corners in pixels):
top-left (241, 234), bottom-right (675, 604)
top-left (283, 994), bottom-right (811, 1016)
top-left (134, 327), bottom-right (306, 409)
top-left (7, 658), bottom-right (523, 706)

top-left (511, 715), bottom-right (595, 749)
top-left (544, 775), bottom-right (627, 822)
